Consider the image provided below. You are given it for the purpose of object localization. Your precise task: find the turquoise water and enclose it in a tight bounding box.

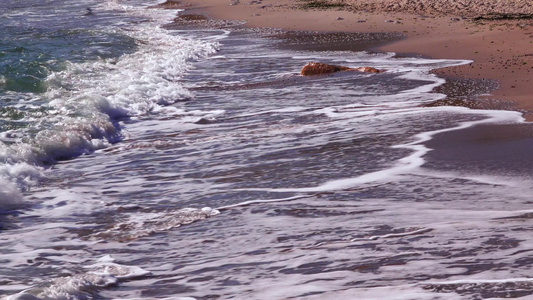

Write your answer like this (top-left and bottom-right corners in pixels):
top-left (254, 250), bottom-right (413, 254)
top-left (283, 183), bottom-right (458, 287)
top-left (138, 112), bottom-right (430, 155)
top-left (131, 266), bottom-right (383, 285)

top-left (0, 0), bottom-right (216, 201)
top-left (0, 0), bottom-right (137, 161)
top-left (0, 0), bottom-right (137, 94)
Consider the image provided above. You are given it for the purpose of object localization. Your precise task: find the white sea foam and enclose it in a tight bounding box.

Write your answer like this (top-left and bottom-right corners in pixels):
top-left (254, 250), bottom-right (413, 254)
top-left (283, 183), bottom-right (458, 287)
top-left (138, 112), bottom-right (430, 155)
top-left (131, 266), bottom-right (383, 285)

top-left (297, 284), bottom-right (462, 300)
top-left (0, 159), bottom-right (43, 207)
top-left (0, 180), bottom-right (24, 207)
top-left (4, 256), bottom-right (150, 300)
top-left (90, 206), bottom-right (220, 242)
top-left (217, 195), bottom-right (309, 210)
top-left (115, 298), bottom-right (197, 300)
top-left (0, 1), bottom-right (218, 207)
top-left (427, 277), bottom-right (533, 285)
top-left (3, 2), bottom-right (531, 299)
top-left (365, 227), bottom-right (433, 240)
top-left (233, 106), bottom-right (523, 194)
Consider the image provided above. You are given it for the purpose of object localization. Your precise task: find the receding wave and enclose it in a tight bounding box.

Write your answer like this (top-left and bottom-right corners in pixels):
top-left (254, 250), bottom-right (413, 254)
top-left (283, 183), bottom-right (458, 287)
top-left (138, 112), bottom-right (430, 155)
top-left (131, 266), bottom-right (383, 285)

top-left (0, 2), bottom-right (218, 207)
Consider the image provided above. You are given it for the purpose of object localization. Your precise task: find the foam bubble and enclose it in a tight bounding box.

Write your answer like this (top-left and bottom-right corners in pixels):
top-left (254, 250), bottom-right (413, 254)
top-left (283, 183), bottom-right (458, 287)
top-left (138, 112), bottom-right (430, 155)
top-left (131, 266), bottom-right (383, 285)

top-left (0, 161), bottom-right (44, 208)
top-left (0, 180), bottom-right (24, 208)
top-left (90, 207), bottom-right (220, 242)
top-left (5, 257), bottom-right (151, 300)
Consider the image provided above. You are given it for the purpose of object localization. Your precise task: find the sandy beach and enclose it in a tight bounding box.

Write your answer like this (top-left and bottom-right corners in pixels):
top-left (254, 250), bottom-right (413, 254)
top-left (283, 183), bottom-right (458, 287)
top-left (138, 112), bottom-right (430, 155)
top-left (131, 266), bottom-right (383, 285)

top-left (161, 0), bottom-right (533, 118)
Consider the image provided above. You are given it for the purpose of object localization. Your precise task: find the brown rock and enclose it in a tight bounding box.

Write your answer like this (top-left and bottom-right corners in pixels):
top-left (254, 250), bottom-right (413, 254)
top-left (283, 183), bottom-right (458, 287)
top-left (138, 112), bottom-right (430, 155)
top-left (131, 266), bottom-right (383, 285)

top-left (300, 62), bottom-right (351, 76)
top-left (151, 0), bottom-right (182, 9)
top-left (300, 62), bottom-right (383, 76)
top-left (354, 66), bottom-right (382, 73)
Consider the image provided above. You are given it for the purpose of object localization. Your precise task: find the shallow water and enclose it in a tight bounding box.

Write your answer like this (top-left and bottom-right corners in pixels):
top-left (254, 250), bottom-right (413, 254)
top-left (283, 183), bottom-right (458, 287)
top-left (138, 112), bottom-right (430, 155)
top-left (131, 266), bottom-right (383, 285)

top-left (2, 1), bottom-right (533, 299)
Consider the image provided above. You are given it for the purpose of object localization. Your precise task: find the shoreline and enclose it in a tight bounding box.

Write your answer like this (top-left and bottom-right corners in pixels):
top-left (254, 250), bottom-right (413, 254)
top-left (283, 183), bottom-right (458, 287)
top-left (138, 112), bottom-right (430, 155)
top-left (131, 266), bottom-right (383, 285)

top-left (159, 0), bottom-right (533, 119)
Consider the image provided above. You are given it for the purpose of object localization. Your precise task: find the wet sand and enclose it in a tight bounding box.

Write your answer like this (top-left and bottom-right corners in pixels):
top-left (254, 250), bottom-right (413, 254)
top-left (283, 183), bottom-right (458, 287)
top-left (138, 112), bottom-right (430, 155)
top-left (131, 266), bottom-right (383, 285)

top-left (159, 0), bottom-right (533, 119)
top-left (424, 122), bottom-right (533, 176)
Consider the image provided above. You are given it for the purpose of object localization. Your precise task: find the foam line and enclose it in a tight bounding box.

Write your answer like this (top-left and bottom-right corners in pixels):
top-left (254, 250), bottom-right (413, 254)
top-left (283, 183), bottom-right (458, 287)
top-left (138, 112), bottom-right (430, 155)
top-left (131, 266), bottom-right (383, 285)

top-left (352, 228), bottom-right (433, 241)
top-left (424, 277), bottom-right (533, 285)
top-left (5, 256), bottom-right (151, 300)
top-left (414, 169), bottom-right (520, 187)
top-left (216, 195), bottom-right (309, 210)
top-left (235, 107), bottom-right (524, 194)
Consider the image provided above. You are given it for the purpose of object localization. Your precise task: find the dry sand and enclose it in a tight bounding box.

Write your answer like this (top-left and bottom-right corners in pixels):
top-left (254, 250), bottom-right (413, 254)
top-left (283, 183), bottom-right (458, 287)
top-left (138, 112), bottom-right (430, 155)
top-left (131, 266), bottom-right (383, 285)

top-left (160, 0), bottom-right (533, 118)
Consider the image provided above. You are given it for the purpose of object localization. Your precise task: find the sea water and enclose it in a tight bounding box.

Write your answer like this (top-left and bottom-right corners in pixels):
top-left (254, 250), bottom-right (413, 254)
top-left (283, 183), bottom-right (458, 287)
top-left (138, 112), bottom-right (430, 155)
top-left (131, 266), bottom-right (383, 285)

top-left (2, 1), bottom-right (533, 299)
